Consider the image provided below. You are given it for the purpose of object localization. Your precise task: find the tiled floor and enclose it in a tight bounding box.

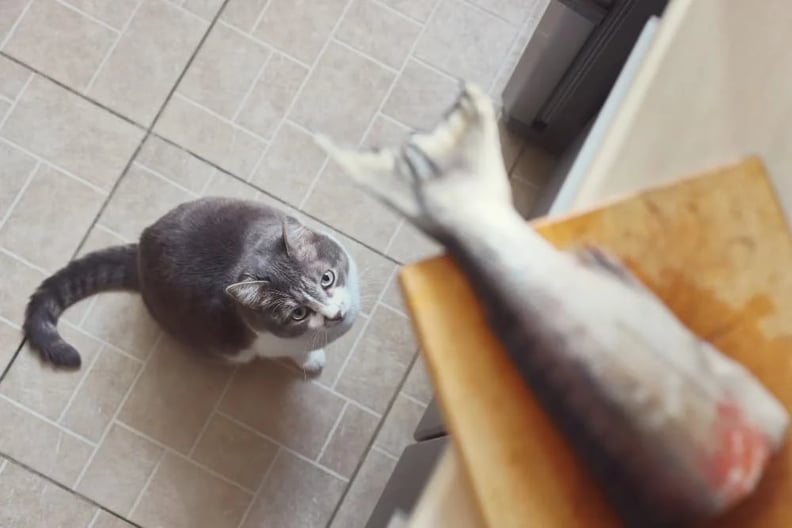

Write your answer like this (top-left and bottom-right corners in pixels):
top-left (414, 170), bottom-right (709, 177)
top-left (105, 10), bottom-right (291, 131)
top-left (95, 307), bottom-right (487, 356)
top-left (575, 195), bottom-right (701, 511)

top-left (0, 0), bottom-right (549, 526)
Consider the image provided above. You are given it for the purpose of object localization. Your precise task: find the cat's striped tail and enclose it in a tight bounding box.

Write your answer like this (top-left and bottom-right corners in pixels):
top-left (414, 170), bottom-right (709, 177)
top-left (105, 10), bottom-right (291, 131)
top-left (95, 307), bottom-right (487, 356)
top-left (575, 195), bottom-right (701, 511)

top-left (23, 244), bottom-right (140, 368)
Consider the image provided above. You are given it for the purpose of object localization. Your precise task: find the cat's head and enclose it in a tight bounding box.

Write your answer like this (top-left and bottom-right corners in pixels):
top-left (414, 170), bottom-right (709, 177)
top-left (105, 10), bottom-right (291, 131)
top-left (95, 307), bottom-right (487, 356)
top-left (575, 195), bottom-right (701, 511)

top-left (225, 217), bottom-right (360, 341)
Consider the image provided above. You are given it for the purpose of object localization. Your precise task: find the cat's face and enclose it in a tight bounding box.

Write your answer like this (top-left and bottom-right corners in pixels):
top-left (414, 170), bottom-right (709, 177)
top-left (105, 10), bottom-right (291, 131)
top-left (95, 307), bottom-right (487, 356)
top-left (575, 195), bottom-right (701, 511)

top-left (226, 218), bottom-right (360, 342)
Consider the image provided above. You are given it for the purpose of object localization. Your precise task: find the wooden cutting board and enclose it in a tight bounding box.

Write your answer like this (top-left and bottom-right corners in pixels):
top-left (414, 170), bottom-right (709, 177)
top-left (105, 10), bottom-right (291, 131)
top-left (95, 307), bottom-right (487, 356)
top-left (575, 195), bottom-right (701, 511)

top-left (399, 157), bottom-right (792, 527)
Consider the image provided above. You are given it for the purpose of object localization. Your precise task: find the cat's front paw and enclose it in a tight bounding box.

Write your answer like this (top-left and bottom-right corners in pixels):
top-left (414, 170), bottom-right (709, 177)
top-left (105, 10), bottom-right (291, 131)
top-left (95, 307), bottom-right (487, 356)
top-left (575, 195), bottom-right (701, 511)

top-left (300, 349), bottom-right (326, 377)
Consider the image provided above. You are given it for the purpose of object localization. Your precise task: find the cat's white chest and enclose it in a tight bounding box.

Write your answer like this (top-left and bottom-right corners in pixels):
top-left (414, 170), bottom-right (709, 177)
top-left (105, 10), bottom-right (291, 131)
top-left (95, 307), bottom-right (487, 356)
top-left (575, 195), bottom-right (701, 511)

top-left (235, 331), bottom-right (314, 363)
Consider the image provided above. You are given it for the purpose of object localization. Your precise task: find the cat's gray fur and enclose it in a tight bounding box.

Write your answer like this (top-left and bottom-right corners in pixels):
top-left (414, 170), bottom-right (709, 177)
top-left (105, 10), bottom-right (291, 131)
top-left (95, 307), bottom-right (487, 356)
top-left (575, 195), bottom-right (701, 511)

top-left (24, 198), bottom-right (360, 371)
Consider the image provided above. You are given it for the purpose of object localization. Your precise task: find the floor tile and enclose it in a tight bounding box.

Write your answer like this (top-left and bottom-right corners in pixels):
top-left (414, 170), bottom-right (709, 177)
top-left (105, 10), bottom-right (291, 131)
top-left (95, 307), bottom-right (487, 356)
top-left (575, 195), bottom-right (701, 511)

top-left (510, 142), bottom-right (557, 187)
top-left (337, 0), bottom-right (421, 69)
top-left (338, 233), bottom-right (398, 315)
top-left (0, 54), bottom-right (32, 100)
top-left (60, 348), bottom-right (142, 442)
top-left (1, 324), bottom-right (100, 420)
top-left (489, 6), bottom-right (545, 102)
top-left (221, 0), bottom-right (270, 33)
top-left (319, 312), bottom-right (367, 385)
top-left (0, 396), bottom-right (94, 487)
top-left (0, 0), bottom-right (31, 44)
top-left (253, 0), bottom-right (348, 64)
top-left (242, 450), bottom-right (346, 528)
top-left (330, 448), bottom-right (397, 528)
top-left (0, 250), bottom-right (45, 327)
top-left (251, 121), bottom-right (326, 206)
top-left (0, 460), bottom-right (97, 528)
top-left (386, 220), bottom-right (442, 264)
top-left (88, 0), bottom-right (208, 126)
top-left (155, 94), bottom-right (266, 178)
top-left (0, 320), bottom-right (22, 372)
top-left (415, 0), bottom-right (516, 87)
top-left (302, 163), bottom-right (401, 252)
top-left (136, 135), bottom-right (216, 194)
top-left (235, 53), bottom-right (308, 140)
top-left (0, 165), bottom-right (104, 271)
top-left (219, 361), bottom-right (345, 459)
top-left (319, 402), bottom-right (379, 477)
top-left (290, 42), bottom-right (395, 144)
top-left (191, 413), bottom-right (278, 490)
top-left (118, 338), bottom-right (233, 453)
top-left (202, 170), bottom-right (261, 200)
top-left (380, 0), bottom-right (438, 22)
top-left (380, 272), bottom-right (406, 314)
top-left (182, 0), bottom-right (225, 20)
top-left (335, 305), bottom-right (416, 413)
top-left (0, 141), bottom-right (37, 233)
top-left (3, 0), bottom-right (116, 91)
top-left (100, 163), bottom-right (195, 241)
top-left (76, 423), bottom-right (163, 515)
top-left (131, 453), bottom-right (252, 528)
top-left (362, 114), bottom-right (410, 148)
top-left (375, 393), bottom-right (426, 456)
top-left (402, 355), bottom-right (433, 405)
top-left (471, 0), bottom-right (538, 22)
top-left (1, 75), bottom-right (144, 191)
top-left (382, 59), bottom-right (457, 130)
top-left (61, 0), bottom-right (139, 29)
top-left (179, 22), bottom-right (270, 119)
top-left (510, 176), bottom-right (538, 218)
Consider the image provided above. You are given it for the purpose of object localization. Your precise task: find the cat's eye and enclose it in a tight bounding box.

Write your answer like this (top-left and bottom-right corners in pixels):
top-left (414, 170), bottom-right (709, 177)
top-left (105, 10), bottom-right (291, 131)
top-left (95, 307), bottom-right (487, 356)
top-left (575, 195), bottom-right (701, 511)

top-left (291, 307), bottom-right (309, 321)
top-left (321, 270), bottom-right (335, 289)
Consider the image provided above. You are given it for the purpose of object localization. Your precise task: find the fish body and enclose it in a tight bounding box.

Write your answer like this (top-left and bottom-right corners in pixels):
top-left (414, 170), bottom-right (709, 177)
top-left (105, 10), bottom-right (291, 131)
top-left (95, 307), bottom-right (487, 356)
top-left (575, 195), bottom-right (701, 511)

top-left (316, 83), bottom-right (789, 526)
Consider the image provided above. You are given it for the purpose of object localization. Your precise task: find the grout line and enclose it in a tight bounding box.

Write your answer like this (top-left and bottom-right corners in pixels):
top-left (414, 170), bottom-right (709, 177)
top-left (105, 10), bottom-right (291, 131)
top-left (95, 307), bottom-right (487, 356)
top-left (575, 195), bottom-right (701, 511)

top-left (0, 137), bottom-right (109, 195)
top-left (60, 318), bottom-right (145, 365)
top-left (369, 0), bottom-right (427, 25)
top-left (75, 296), bottom-right (98, 328)
top-left (55, 343), bottom-right (104, 424)
top-left (331, 266), bottom-right (398, 389)
top-left (0, 0), bottom-right (33, 49)
top-left (127, 448), bottom-right (166, 518)
top-left (0, 455), bottom-right (145, 528)
top-left (220, 17), bottom-right (313, 71)
top-left (235, 448), bottom-right (281, 528)
top-left (173, 92), bottom-right (271, 145)
top-left (230, 48), bottom-right (273, 122)
top-left (0, 51), bottom-right (147, 130)
top-left (0, 315), bottom-right (21, 330)
top-left (197, 168), bottom-right (218, 196)
top-left (73, 332), bottom-right (164, 488)
top-left (186, 366), bottom-right (238, 457)
top-left (0, 73), bottom-right (32, 130)
top-left (86, 508), bottom-right (102, 528)
top-left (83, 0), bottom-right (144, 94)
top-left (0, 394), bottom-right (97, 447)
top-left (409, 55), bottom-right (461, 83)
top-left (112, 420), bottom-right (256, 496)
top-left (0, 162), bottom-right (36, 233)
top-left (371, 445), bottom-right (399, 461)
top-left (383, 219), bottom-right (406, 258)
top-left (214, 410), bottom-right (350, 483)
top-left (399, 392), bottom-right (428, 408)
top-left (94, 223), bottom-right (133, 243)
top-left (457, 0), bottom-right (525, 27)
top-left (315, 400), bottom-right (348, 462)
top-left (248, 0), bottom-right (272, 40)
top-left (330, 37), bottom-right (400, 74)
top-left (132, 161), bottom-right (200, 197)
top-left (53, 0), bottom-right (122, 34)
top-left (0, 458), bottom-right (7, 474)
top-left (165, 0), bottom-right (214, 25)
top-left (0, 93), bottom-right (14, 105)
top-left (0, 246), bottom-right (50, 275)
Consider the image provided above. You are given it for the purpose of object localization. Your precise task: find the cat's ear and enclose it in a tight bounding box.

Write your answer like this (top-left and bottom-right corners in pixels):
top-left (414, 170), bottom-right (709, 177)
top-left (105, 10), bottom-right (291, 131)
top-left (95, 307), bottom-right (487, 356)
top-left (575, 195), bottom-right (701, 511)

top-left (281, 217), bottom-right (311, 259)
top-left (225, 280), bottom-right (268, 308)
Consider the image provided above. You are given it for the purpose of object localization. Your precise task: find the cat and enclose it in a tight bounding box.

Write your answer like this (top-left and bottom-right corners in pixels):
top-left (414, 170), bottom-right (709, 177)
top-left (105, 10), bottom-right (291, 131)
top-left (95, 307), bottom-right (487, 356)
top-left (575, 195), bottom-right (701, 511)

top-left (24, 197), bottom-right (360, 374)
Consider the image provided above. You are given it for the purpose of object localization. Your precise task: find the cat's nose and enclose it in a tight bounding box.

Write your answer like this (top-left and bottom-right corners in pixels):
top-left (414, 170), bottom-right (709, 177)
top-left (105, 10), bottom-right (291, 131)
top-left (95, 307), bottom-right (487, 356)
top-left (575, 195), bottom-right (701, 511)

top-left (326, 311), bottom-right (344, 324)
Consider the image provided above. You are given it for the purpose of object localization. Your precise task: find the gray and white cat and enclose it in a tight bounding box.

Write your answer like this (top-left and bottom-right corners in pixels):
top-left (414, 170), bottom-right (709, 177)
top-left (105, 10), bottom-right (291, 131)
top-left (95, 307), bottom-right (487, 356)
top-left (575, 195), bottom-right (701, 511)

top-left (24, 198), bottom-right (360, 374)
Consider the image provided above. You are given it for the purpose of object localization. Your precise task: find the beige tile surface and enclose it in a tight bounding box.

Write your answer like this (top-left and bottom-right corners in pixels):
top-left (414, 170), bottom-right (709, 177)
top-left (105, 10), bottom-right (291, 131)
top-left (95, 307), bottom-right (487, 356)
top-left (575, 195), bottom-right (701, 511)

top-left (0, 0), bottom-right (544, 524)
top-left (131, 453), bottom-right (252, 528)
top-left (220, 361), bottom-right (345, 459)
top-left (77, 423), bottom-right (164, 514)
top-left (253, 0), bottom-right (348, 64)
top-left (0, 164), bottom-right (105, 271)
top-left (415, 0), bottom-right (516, 86)
top-left (3, 0), bottom-right (116, 91)
top-left (88, 0), bottom-right (208, 125)
top-left (1, 75), bottom-right (144, 191)
top-left (335, 305), bottom-right (416, 413)
top-left (290, 42), bottom-right (395, 144)
top-left (330, 448), bottom-right (398, 528)
top-left (242, 451), bottom-right (346, 528)
top-left (320, 403), bottom-right (380, 477)
top-left (0, 460), bottom-right (97, 528)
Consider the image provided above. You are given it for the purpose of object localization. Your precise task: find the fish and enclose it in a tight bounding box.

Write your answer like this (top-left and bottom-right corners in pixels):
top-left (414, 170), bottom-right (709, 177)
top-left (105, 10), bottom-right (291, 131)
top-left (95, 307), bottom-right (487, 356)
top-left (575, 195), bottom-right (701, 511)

top-left (315, 83), bottom-right (790, 527)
